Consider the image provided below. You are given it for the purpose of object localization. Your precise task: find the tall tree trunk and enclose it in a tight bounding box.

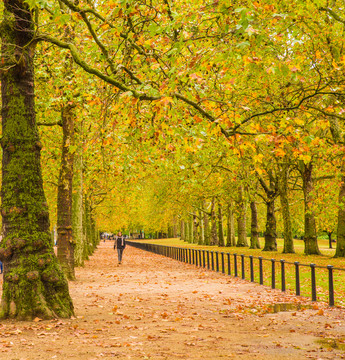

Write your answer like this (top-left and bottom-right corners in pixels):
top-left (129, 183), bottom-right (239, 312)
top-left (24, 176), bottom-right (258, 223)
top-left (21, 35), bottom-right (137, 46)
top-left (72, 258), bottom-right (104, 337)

top-left (173, 217), bottom-right (178, 238)
top-left (327, 231), bottom-right (333, 250)
top-left (301, 162), bottom-right (321, 255)
top-left (226, 202), bottom-right (236, 247)
top-left (83, 196), bottom-right (92, 259)
top-left (204, 209), bottom-right (210, 245)
top-left (193, 214), bottom-right (199, 244)
top-left (185, 220), bottom-right (190, 243)
top-left (258, 174), bottom-right (278, 252)
top-left (210, 198), bottom-right (218, 245)
top-left (236, 187), bottom-right (248, 247)
top-left (0, 1), bottom-right (74, 319)
top-left (329, 119), bottom-right (345, 257)
top-left (335, 175), bottom-right (345, 257)
top-left (57, 106), bottom-right (75, 280)
top-left (279, 165), bottom-right (295, 253)
top-left (262, 198), bottom-right (277, 251)
top-left (250, 201), bottom-right (260, 249)
top-left (190, 216), bottom-right (194, 243)
top-left (199, 209), bottom-right (204, 245)
top-left (218, 200), bottom-right (225, 247)
top-left (168, 225), bottom-right (173, 238)
top-left (180, 220), bottom-right (185, 241)
top-left (73, 137), bottom-right (84, 267)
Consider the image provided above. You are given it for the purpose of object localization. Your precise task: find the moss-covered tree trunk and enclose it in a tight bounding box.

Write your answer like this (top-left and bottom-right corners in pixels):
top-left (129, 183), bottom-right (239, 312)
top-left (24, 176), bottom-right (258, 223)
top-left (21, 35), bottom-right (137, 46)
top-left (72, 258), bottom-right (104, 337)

top-left (0, 1), bottom-right (74, 319)
top-left (301, 162), bottom-right (321, 255)
top-left (218, 200), bottom-right (225, 247)
top-left (249, 201), bottom-right (260, 249)
top-left (57, 106), bottom-right (75, 280)
top-left (226, 202), bottom-right (236, 247)
top-left (236, 187), bottom-right (248, 247)
top-left (72, 135), bottom-right (84, 267)
top-left (279, 165), bottom-right (295, 254)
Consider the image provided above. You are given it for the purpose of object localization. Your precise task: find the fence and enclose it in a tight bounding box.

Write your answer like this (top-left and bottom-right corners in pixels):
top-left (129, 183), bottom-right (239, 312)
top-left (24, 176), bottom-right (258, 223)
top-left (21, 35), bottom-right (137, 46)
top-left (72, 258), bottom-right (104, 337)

top-left (127, 241), bottom-right (345, 307)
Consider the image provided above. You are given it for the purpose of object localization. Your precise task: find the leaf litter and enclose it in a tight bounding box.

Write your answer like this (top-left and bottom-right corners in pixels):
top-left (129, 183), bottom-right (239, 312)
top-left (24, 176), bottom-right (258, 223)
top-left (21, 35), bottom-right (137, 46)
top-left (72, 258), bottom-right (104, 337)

top-left (0, 242), bottom-right (345, 359)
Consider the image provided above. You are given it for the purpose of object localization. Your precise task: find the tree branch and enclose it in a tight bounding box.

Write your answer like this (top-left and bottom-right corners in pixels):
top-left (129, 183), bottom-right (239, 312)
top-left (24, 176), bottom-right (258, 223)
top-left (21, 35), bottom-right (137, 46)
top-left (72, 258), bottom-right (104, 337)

top-left (319, 7), bottom-right (345, 25)
top-left (39, 35), bottom-right (160, 100)
top-left (37, 121), bottom-right (62, 126)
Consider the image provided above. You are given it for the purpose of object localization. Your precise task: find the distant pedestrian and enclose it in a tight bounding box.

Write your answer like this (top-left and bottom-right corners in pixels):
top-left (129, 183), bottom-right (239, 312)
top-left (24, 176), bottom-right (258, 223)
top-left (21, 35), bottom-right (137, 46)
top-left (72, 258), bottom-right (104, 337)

top-left (114, 232), bottom-right (126, 265)
top-left (0, 261), bottom-right (3, 274)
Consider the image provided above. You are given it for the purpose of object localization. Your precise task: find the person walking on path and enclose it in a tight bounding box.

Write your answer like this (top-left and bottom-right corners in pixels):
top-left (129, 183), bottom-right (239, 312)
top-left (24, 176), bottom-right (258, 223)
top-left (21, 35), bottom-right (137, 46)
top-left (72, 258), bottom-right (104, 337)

top-left (114, 231), bottom-right (126, 265)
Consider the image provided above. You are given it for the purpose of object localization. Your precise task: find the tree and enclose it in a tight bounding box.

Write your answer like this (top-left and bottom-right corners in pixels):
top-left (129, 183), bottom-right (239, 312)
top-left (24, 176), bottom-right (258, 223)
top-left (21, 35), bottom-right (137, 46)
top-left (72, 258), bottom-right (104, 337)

top-left (299, 161), bottom-right (321, 255)
top-left (56, 104), bottom-right (76, 280)
top-left (257, 172), bottom-right (279, 251)
top-left (236, 185), bottom-right (248, 247)
top-left (249, 201), bottom-right (260, 249)
top-left (0, 0), bottom-right (74, 319)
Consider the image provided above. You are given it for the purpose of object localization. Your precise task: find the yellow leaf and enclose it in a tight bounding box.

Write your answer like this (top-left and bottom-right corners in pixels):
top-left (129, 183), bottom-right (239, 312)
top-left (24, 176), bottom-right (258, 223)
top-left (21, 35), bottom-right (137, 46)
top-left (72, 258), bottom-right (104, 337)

top-left (254, 154), bottom-right (264, 163)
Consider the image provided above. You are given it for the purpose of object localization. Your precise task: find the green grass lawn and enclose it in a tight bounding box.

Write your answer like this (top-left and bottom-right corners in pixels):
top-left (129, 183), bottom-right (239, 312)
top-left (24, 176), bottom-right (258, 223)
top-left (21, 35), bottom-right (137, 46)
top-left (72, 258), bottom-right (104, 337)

top-left (133, 237), bottom-right (345, 307)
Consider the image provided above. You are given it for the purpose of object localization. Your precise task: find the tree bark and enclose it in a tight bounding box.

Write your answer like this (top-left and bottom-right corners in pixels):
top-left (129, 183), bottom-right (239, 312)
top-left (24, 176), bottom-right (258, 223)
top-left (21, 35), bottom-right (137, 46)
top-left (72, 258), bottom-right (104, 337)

top-left (190, 216), bottom-right (194, 243)
top-left (335, 175), bottom-right (345, 257)
top-left (210, 198), bottom-right (218, 245)
top-left (258, 173), bottom-right (278, 251)
top-left (263, 198), bottom-right (277, 251)
top-left (236, 187), bottom-right (248, 247)
top-left (173, 217), bottom-right (178, 238)
top-left (203, 207), bottom-right (210, 245)
top-left (185, 220), bottom-right (190, 243)
top-left (83, 196), bottom-right (93, 259)
top-left (0, 1), bottom-right (74, 319)
top-left (180, 220), bottom-right (185, 241)
top-left (226, 202), bottom-right (236, 247)
top-left (193, 214), bottom-right (199, 244)
top-left (218, 200), bottom-right (225, 246)
top-left (57, 106), bottom-right (75, 280)
top-left (199, 209), bottom-right (204, 245)
top-left (327, 231), bottom-right (333, 250)
top-left (329, 118), bottom-right (345, 257)
top-left (279, 165), bottom-right (295, 253)
top-left (301, 162), bottom-right (321, 255)
top-left (72, 137), bottom-right (84, 267)
top-left (250, 201), bottom-right (260, 249)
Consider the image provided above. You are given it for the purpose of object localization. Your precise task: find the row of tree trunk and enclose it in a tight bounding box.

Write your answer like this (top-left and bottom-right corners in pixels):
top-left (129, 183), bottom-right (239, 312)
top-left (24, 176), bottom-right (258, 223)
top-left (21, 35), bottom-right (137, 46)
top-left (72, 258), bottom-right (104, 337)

top-left (0, 1), bottom-right (99, 319)
top-left (177, 160), bottom-right (340, 256)
top-left (179, 197), bottom-right (260, 250)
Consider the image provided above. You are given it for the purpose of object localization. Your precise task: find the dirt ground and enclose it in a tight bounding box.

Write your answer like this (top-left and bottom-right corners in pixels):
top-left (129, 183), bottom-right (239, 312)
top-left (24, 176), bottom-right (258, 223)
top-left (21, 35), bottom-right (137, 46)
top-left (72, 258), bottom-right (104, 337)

top-left (1, 242), bottom-right (345, 360)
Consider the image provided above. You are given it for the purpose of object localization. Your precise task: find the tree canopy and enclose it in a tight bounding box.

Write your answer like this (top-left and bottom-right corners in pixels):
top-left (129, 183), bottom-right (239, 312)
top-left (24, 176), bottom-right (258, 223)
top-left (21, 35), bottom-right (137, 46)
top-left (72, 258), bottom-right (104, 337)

top-left (2, 0), bottom-right (345, 319)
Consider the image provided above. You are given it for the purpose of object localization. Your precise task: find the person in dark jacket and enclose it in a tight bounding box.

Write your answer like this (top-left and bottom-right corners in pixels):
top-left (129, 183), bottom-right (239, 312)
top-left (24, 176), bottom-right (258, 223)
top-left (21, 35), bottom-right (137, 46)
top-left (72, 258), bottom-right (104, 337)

top-left (114, 231), bottom-right (126, 265)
